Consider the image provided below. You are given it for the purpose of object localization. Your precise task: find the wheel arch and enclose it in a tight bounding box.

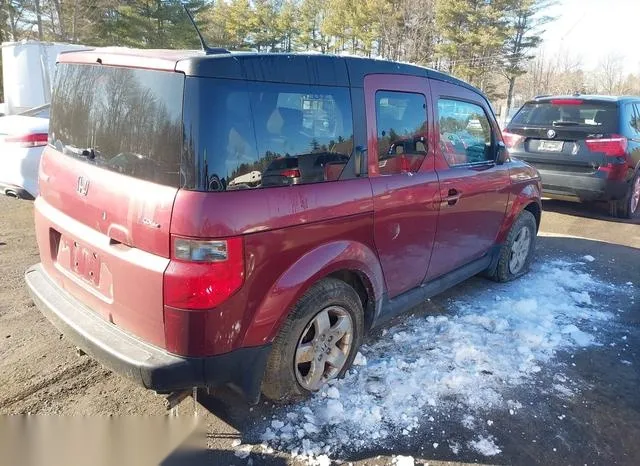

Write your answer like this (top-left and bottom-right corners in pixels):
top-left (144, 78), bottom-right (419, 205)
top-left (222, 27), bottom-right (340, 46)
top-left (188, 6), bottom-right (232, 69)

top-left (497, 181), bottom-right (542, 243)
top-left (241, 240), bottom-right (385, 347)
top-left (523, 200), bottom-right (541, 231)
top-left (328, 269), bottom-right (376, 332)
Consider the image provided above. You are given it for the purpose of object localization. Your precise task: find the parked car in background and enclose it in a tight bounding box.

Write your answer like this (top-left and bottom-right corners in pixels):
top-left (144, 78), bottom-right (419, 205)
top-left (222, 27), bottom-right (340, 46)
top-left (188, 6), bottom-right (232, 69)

top-left (26, 49), bottom-right (541, 404)
top-left (504, 95), bottom-right (640, 218)
top-left (0, 104), bottom-right (49, 199)
top-left (262, 153), bottom-right (350, 187)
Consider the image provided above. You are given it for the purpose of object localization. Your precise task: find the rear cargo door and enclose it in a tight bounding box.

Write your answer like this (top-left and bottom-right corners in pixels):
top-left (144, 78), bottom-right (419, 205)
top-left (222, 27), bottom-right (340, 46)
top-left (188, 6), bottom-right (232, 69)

top-left (505, 99), bottom-right (619, 174)
top-left (35, 63), bottom-right (185, 348)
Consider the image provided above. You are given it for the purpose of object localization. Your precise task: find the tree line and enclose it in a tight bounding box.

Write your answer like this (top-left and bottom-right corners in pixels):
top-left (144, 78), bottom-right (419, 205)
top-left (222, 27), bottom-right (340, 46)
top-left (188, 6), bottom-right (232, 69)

top-left (1, 0), bottom-right (553, 105)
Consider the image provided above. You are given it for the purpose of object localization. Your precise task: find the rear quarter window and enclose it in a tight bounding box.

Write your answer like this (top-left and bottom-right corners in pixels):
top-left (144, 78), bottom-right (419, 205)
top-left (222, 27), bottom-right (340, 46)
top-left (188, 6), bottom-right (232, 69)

top-left (49, 63), bottom-right (185, 187)
top-left (183, 78), bottom-right (354, 191)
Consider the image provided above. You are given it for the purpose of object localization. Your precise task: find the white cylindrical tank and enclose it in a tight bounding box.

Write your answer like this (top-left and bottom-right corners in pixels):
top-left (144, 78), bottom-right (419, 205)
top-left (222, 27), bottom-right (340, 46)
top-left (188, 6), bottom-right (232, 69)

top-left (2, 41), bottom-right (90, 115)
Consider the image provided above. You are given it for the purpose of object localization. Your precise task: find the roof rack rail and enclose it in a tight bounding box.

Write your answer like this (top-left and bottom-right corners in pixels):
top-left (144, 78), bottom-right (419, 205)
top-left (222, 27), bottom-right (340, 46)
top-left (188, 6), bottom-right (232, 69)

top-left (533, 94), bottom-right (550, 99)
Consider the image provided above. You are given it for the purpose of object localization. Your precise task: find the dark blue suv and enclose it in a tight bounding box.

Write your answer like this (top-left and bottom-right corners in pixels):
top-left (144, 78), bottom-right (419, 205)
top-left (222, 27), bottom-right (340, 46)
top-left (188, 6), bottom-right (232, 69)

top-left (503, 95), bottom-right (640, 218)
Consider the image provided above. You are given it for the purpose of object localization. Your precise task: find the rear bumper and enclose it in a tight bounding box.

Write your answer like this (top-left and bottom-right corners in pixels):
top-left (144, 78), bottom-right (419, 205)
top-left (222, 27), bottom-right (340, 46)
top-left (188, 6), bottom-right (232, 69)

top-left (25, 264), bottom-right (270, 402)
top-left (537, 169), bottom-right (628, 201)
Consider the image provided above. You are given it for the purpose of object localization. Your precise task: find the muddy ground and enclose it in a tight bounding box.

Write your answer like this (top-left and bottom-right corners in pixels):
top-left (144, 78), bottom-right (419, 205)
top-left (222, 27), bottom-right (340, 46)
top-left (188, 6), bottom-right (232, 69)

top-left (0, 195), bottom-right (638, 465)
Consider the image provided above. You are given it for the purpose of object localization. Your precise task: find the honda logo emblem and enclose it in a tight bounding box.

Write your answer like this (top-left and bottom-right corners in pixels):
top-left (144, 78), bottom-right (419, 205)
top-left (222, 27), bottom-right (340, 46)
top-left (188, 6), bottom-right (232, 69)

top-left (77, 176), bottom-right (89, 196)
top-left (547, 129), bottom-right (556, 139)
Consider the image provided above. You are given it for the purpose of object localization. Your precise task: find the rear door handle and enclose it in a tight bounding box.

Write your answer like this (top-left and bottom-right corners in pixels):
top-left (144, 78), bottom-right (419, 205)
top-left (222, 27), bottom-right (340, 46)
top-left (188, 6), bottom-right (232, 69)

top-left (442, 189), bottom-right (461, 207)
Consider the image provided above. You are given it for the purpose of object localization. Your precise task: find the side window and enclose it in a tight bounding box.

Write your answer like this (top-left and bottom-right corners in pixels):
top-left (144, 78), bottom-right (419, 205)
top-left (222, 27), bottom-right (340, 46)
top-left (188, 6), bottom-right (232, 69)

top-left (632, 104), bottom-right (640, 135)
top-left (438, 99), bottom-right (493, 166)
top-left (375, 91), bottom-right (428, 175)
top-left (197, 80), bottom-right (354, 191)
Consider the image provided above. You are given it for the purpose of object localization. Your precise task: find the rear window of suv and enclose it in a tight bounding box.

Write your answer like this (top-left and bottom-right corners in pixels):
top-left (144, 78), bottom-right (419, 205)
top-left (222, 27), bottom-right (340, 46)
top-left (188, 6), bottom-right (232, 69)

top-left (510, 100), bottom-right (618, 133)
top-left (49, 63), bottom-right (184, 187)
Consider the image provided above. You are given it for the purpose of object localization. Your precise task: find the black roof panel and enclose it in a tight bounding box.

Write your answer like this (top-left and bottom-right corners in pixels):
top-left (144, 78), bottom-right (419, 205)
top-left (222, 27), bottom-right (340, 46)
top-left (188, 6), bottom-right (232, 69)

top-left (177, 53), bottom-right (350, 86)
top-left (176, 52), bottom-right (483, 95)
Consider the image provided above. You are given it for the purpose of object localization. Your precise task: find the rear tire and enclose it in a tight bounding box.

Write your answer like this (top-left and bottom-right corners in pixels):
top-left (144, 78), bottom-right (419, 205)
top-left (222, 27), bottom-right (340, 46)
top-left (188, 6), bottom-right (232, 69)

top-left (487, 210), bottom-right (537, 283)
top-left (609, 171), bottom-right (640, 219)
top-left (261, 278), bottom-right (364, 402)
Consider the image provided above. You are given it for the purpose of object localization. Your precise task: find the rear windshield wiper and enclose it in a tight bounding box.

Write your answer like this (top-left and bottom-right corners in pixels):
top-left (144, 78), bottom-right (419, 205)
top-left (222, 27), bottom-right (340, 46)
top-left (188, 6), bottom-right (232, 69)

top-left (61, 144), bottom-right (98, 159)
top-left (552, 121), bottom-right (581, 127)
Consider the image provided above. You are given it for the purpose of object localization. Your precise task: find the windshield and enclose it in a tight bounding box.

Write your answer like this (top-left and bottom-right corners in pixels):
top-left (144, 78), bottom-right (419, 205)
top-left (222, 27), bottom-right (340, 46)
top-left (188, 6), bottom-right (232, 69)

top-left (510, 101), bottom-right (618, 133)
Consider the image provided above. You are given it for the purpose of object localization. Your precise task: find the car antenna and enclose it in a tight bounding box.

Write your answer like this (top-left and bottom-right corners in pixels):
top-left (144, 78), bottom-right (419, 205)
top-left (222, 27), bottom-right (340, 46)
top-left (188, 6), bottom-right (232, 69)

top-left (182, 4), bottom-right (229, 55)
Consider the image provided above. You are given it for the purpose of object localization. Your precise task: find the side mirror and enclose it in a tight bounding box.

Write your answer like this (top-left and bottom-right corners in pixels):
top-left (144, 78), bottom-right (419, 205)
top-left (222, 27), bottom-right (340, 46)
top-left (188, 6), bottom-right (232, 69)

top-left (495, 141), bottom-right (509, 165)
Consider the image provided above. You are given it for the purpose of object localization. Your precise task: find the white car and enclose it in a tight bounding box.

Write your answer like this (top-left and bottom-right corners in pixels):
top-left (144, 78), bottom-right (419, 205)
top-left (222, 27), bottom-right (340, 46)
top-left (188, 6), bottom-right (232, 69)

top-left (228, 170), bottom-right (262, 189)
top-left (0, 104), bottom-right (49, 199)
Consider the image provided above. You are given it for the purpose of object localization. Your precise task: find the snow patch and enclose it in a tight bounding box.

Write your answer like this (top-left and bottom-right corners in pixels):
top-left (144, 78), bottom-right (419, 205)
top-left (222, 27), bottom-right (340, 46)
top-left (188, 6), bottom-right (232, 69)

top-left (234, 444), bottom-right (252, 459)
top-left (326, 387), bottom-right (340, 399)
top-left (583, 255), bottom-right (596, 262)
top-left (561, 324), bottom-right (594, 347)
top-left (260, 260), bottom-right (619, 460)
top-left (570, 291), bottom-right (592, 305)
top-left (449, 441), bottom-right (461, 454)
top-left (353, 352), bottom-right (367, 366)
top-left (469, 435), bottom-right (502, 456)
top-left (392, 455), bottom-right (415, 466)
top-left (461, 414), bottom-right (476, 429)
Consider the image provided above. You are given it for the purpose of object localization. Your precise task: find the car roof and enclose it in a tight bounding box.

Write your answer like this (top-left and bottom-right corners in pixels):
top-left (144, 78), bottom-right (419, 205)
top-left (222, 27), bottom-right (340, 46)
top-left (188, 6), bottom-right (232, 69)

top-left (530, 95), bottom-right (640, 104)
top-left (57, 48), bottom-right (482, 94)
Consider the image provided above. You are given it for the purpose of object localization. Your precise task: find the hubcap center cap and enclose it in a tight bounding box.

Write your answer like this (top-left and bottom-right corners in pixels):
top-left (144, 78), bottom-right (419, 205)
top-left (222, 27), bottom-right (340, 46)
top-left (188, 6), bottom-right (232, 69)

top-left (316, 333), bottom-right (332, 356)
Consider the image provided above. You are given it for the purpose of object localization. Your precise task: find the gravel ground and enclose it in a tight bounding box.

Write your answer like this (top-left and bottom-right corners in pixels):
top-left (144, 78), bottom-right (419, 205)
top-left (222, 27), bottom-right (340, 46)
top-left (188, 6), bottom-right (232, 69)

top-left (0, 195), bottom-right (638, 465)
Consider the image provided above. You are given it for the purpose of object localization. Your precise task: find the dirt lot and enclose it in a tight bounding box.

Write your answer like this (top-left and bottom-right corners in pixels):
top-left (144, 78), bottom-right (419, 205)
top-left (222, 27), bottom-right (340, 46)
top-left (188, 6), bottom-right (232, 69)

top-left (0, 195), bottom-right (638, 465)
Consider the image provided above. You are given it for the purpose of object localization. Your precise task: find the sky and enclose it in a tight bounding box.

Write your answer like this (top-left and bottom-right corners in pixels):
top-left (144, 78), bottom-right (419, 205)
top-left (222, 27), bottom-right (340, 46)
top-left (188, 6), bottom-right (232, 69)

top-left (540, 0), bottom-right (640, 74)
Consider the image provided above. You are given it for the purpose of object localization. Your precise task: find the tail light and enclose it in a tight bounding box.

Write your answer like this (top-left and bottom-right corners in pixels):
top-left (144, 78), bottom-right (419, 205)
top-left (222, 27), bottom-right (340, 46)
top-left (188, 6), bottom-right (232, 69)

top-left (163, 236), bottom-right (244, 356)
top-left (585, 135), bottom-right (627, 156)
top-left (5, 133), bottom-right (48, 148)
top-left (281, 169), bottom-right (301, 178)
top-left (502, 130), bottom-right (523, 149)
top-left (586, 135), bottom-right (629, 181)
top-left (164, 236), bottom-right (244, 310)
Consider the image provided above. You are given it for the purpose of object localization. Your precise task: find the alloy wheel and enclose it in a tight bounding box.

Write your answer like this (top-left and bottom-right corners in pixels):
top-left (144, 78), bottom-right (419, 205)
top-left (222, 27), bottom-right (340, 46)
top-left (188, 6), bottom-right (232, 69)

top-left (631, 176), bottom-right (640, 214)
top-left (509, 226), bottom-right (531, 274)
top-left (294, 306), bottom-right (354, 391)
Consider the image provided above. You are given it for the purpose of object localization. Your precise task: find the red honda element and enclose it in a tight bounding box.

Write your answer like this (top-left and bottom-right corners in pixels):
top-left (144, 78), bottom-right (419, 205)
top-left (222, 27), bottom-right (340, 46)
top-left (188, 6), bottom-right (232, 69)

top-left (26, 49), bottom-right (542, 402)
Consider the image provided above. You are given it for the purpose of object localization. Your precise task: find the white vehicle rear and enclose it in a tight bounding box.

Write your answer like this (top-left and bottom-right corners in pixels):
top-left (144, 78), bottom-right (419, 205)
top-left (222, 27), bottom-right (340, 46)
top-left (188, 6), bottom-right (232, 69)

top-left (0, 105), bottom-right (49, 198)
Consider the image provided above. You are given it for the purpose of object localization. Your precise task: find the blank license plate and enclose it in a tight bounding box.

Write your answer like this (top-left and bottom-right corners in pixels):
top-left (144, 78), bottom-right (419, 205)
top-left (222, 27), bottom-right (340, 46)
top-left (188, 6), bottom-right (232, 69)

top-left (538, 140), bottom-right (564, 152)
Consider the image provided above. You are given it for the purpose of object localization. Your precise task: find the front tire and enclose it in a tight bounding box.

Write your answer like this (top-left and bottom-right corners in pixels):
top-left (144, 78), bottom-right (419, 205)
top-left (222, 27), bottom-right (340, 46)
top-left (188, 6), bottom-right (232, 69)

top-left (261, 278), bottom-right (364, 402)
top-left (487, 210), bottom-right (537, 283)
top-left (609, 171), bottom-right (640, 219)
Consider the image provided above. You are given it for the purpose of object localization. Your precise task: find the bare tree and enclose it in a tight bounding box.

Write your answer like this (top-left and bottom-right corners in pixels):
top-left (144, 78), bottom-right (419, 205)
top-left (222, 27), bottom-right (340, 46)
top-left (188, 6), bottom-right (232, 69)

top-left (597, 54), bottom-right (625, 94)
top-left (377, 0), bottom-right (435, 65)
top-left (33, 0), bottom-right (43, 40)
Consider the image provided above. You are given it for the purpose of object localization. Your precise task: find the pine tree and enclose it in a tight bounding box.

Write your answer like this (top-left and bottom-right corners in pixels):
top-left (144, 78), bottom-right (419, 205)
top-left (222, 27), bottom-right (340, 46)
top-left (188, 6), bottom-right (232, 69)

top-left (436, 0), bottom-right (510, 94)
top-left (277, 0), bottom-right (299, 52)
top-left (502, 0), bottom-right (550, 110)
